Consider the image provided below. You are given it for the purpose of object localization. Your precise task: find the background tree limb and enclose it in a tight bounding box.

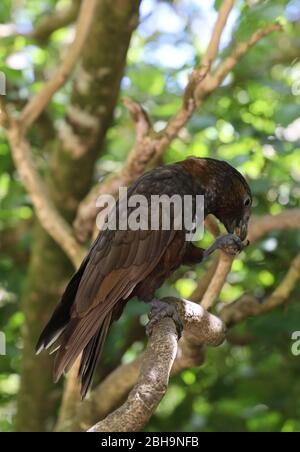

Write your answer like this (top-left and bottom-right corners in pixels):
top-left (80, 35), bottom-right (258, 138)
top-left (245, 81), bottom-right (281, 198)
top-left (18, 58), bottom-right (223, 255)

top-left (7, 126), bottom-right (86, 267)
top-left (26, 0), bottom-right (82, 42)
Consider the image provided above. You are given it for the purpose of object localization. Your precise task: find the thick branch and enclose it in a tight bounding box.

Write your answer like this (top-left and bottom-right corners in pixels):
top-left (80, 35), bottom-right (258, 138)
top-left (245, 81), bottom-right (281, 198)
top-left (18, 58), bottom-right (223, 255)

top-left (20, 0), bottom-right (97, 131)
top-left (88, 298), bottom-right (225, 432)
top-left (88, 318), bottom-right (177, 432)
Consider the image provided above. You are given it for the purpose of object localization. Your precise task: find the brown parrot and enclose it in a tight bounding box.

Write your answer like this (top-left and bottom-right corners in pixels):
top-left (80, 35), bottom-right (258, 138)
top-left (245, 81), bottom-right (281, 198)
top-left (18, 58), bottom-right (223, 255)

top-left (36, 157), bottom-right (252, 398)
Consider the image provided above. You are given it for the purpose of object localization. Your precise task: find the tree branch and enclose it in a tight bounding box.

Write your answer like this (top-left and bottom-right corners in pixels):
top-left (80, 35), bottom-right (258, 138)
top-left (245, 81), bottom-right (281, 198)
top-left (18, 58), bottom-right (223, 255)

top-left (26, 0), bottom-right (82, 41)
top-left (190, 256), bottom-right (219, 303)
top-left (201, 252), bottom-right (234, 310)
top-left (87, 298), bottom-right (225, 432)
top-left (20, 0), bottom-right (97, 131)
top-left (4, 0), bottom-right (98, 266)
top-left (201, 22), bottom-right (283, 97)
top-left (7, 124), bottom-right (86, 267)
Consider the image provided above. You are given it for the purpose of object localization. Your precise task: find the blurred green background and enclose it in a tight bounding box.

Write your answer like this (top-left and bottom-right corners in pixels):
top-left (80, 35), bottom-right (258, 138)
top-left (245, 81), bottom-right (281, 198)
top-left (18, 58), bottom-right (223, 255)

top-left (0, 0), bottom-right (300, 432)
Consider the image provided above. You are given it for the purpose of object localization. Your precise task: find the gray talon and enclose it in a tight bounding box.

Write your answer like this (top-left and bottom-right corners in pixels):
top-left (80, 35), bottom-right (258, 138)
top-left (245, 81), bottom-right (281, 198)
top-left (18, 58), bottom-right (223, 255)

top-left (146, 299), bottom-right (183, 339)
top-left (204, 234), bottom-right (247, 259)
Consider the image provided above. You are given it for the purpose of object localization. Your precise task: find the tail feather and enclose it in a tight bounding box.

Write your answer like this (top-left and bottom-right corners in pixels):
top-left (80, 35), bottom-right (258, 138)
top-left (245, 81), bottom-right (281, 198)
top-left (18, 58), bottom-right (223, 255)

top-left (36, 252), bottom-right (117, 398)
top-left (79, 311), bottom-right (112, 399)
top-left (36, 259), bottom-right (88, 354)
top-left (53, 308), bottom-right (101, 383)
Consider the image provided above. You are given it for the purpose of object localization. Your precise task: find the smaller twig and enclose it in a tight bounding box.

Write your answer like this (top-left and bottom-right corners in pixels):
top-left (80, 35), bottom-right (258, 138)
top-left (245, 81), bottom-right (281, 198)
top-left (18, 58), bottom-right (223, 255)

top-left (220, 252), bottom-right (300, 326)
top-left (201, 252), bottom-right (233, 310)
top-left (26, 0), bottom-right (81, 41)
top-left (183, 0), bottom-right (234, 108)
top-left (190, 256), bottom-right (219, 303)
top-left (123, 97), bottom-right (152, 141)
top-left (202, 0), bottom-right (235, 68)
top-left (197, 22), bottom-right (283, 100)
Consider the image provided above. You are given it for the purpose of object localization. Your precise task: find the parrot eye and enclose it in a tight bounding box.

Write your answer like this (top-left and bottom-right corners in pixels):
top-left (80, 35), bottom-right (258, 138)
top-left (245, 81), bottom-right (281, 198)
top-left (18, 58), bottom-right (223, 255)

top-left (244, 197), bottom-right (251, 207)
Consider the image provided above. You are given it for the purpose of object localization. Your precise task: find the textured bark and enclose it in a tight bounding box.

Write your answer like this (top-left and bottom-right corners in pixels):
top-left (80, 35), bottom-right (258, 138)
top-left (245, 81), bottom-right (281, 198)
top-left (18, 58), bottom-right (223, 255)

top-left (16, 0), bottom-right (141, 432)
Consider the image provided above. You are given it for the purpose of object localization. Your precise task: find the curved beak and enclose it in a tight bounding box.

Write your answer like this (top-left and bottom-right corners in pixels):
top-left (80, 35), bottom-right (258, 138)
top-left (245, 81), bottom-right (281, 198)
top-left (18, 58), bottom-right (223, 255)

top-left (224, 218), bottom-right (249, 241)
top-left (234, 222), bottom-right (248, 241)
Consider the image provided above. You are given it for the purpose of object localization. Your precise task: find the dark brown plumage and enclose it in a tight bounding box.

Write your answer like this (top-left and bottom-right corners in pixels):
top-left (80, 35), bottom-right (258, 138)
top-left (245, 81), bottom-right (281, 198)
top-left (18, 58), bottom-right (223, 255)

top-left (36, 157), bottom-right (252, 398)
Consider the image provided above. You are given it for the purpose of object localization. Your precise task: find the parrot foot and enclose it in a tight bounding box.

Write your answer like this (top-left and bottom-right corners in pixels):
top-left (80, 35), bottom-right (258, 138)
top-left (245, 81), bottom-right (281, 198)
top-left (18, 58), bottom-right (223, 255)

top-left (146, 299), bottom-right (183, 339)
top-left (204, 234), bottom-right (249, 259)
